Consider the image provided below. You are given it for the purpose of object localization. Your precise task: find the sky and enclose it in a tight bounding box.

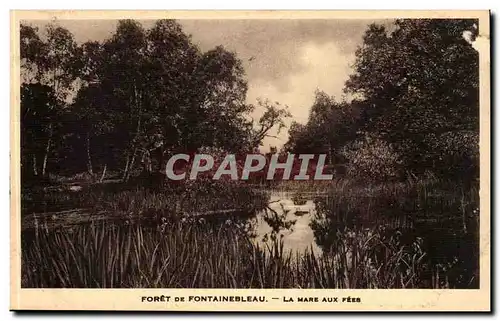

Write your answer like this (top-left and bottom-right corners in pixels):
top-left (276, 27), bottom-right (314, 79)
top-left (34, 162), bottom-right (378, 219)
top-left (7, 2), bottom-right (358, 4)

top-left (24, 18), bottom-right (392, 151)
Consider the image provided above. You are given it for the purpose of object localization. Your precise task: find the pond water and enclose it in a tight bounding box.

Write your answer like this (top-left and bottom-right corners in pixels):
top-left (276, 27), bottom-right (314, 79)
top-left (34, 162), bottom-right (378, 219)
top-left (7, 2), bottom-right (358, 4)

top-left (250, 192), bottom-right (324, 255)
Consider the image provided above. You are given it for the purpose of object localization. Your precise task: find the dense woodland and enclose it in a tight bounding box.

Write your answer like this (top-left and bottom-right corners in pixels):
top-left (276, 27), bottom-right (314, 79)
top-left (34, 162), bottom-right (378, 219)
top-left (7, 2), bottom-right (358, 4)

top-left (284, 19), bottom-right (479, 182)
top-left (21, 19), bottom-right (290, 183)
top-left (21, 19), bottom-right (479, 184)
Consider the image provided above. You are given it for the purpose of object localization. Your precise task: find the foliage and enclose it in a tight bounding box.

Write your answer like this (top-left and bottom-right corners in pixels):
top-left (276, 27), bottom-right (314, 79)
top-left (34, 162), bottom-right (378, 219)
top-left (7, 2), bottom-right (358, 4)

top-left (21, 178), bottom-right (268, 217)
top-left (310, 177), bottom-right (479, 288)
top-left (19, 19), bottom-right (481, 291)
top-left (344, 19), bottom-right (479, 176)
top-left (285, 19), bottom-right (479, 180)
top-left (284, 91), bottom-right (363, 159)
top-left (21, 176), bottom-right (479, 289)
top-left (20, 20), bottom-right (290, 181)
top-left (340, 133), bottom-right (403, 182)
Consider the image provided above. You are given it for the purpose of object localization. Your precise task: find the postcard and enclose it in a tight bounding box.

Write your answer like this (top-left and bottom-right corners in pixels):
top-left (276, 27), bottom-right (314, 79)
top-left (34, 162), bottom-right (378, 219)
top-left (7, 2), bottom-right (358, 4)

top-left (10, 10), bottom-right (491, 312)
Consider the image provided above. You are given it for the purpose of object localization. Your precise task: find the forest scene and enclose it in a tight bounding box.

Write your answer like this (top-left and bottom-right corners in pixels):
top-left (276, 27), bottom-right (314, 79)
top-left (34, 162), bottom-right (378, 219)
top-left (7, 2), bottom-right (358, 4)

top-left (19, 18), bottom-right (480, 289)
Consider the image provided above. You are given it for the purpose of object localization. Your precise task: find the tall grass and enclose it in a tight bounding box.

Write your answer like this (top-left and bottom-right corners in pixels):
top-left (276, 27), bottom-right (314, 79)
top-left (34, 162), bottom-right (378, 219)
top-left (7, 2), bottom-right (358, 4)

top-left (310, 177), bottom-right (480, 289)
top-left (21, 176), bottom-right (479, 289)
top-left (266, 180), bottom-right (336, 194)
top-left (22, 179), bottom-right (268, 218)
top-left (22, 221), bottom-right (435, 289)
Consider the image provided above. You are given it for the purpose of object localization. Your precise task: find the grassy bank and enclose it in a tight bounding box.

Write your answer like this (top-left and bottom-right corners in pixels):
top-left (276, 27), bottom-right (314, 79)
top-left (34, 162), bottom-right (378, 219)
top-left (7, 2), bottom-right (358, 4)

top-left (21, 178), bottom-right (268, 220)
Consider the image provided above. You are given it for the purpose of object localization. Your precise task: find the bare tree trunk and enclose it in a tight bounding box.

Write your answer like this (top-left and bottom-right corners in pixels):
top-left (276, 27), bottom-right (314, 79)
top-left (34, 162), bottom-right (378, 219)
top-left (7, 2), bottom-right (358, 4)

top-left (158, 147), bottom-right (165, 172)
top-left (122, 155), bottom-right (130, 181)
top-left (141, 149), bottom-right (152, 173)
top-left (41, 123), bottom-right (54, 177)
top-left (42, 126), bottom-right (52, 177)
top-left (32, 154), bottom-right (38, 176)
top-left (126, 148), bottom-right (138, 181)
top-left (99, 164), bottom-right (107, 183)
top-left (122, 148), bottom-right (138, 182)
top-left (123, 112), bottom-right (142, 181)
top-left (123, 85), bottom-right (143, 182)
top-left (86, 132), bottom-right (93, 175)
top-left (41, 139), bottom-right (51, 177)
top-left (462, 197), bottom-right (468, 234)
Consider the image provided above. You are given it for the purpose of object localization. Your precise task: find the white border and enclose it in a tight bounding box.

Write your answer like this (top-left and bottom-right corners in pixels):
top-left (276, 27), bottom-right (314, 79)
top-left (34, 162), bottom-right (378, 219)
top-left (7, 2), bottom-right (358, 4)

top-left (2, 1), bottom-right (497, 320)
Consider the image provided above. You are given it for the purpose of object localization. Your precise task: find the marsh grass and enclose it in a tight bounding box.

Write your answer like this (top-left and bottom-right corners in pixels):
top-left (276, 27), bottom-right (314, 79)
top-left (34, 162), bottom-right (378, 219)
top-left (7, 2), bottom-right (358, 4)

top-left (22, 220), bottom-right (435, 289)
top-left (22, 179), bottom-right (268, 218)
top-left (310, 177), bottom-right (479, 289)
top-left (21, 176), bottom-right (479, 289)
top-left (267, 180), bottom-right (335, 194)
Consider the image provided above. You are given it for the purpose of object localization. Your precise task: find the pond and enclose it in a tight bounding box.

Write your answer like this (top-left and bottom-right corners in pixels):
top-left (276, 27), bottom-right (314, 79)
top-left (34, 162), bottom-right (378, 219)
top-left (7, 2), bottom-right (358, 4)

top-left (20, 183), bottom-right (480, 289)
top-left (251, 192), bottom-right (323, 255)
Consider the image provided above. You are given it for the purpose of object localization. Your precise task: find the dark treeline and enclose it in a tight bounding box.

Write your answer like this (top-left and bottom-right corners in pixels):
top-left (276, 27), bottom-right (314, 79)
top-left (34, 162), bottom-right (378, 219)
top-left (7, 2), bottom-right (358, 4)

top-left (284, 19), bottom-right (479, 182)
top-left (20, 19), bottom-right (290, 183)
top-left (21, 18), bottom-right (480, 186)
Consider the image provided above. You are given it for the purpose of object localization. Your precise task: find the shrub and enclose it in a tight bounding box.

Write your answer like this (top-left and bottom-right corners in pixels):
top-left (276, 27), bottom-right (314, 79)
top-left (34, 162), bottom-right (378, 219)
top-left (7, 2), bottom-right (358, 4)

top-left (422, 130), bottom-right (479, 180)
top-left (341, 134), bottom-right (403, 182)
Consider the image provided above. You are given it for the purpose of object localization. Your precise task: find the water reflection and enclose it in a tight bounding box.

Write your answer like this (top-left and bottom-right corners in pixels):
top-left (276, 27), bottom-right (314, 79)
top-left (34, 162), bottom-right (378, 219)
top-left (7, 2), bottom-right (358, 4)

top-left (250, 192), bottom-right (322, 254)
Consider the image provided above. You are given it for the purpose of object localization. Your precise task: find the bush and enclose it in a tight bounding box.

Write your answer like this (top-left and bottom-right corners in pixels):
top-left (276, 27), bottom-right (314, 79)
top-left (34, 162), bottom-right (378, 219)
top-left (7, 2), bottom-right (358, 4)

top-left (341, 134), bottom-right (403, 182)
top-left (422, 130), bottom-right (479, 180)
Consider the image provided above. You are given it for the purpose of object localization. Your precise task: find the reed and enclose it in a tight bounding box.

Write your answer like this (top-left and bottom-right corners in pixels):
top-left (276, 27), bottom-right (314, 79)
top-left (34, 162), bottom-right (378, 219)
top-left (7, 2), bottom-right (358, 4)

top-left (21, 177), bottom-right (479, 289)
top-left (21, 220), bottom-right (453, 289)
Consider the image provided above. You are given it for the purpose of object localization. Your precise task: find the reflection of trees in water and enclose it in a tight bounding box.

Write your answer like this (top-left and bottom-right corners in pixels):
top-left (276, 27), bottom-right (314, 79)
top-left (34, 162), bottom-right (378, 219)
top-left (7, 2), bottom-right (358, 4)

top-left (290, 193), bottom-right (307, 206)
top-left (260, 204), bottom-right (297, 243)
top-left (309, 193), bottom-right (479, 288)
top-left (231, 216), bottom-right (259, 238)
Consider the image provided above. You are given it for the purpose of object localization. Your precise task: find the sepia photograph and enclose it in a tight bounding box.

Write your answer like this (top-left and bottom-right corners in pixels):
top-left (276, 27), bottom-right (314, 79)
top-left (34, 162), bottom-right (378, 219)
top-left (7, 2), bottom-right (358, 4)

top-left (10, 10), bottom-right (490, 311)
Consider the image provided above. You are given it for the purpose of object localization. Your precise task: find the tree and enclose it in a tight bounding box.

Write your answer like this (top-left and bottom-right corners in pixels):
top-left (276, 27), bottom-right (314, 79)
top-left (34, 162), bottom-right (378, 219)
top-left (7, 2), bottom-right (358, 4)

top-left (20, 83), bottom-right (57, 178)
top-left (192, 46), bottom-right (254, 152)
top-left (284, 91), bottom-right (363, 163)
top-left (344, 19), bottom-right (479, 176)
top-left (20, 23), bottom-right (79, 177)
top-left (41, 24), bottom-right (79, 101)
top-left (20, 25), bottom-right (45, 84)
top-left (250, 98), bottom-right (291, 149)
top-left (20, 19), bottom-right (293, 183)
top-left (141, 19), bottom-right (202, 171)
top-left (97, 20), bottom-right (150, 181)
top-left (71, 84), bottom-right (114, 177)
top-left (20, 25), bottom-right (47, 177)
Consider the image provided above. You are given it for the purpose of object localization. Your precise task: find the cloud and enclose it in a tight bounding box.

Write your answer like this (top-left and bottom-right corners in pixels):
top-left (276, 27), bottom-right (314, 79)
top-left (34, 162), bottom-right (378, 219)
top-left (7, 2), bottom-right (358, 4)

top-left (246, 41), bottom-right (355, 150)
top-left (179, 19), bottom-right (384, 151)
top-left (180, 19), bottom-right (381, 92)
